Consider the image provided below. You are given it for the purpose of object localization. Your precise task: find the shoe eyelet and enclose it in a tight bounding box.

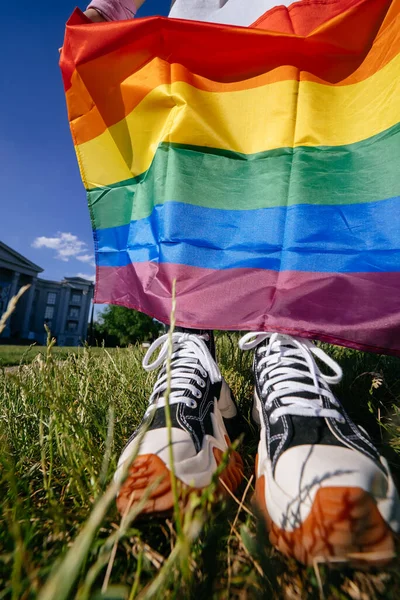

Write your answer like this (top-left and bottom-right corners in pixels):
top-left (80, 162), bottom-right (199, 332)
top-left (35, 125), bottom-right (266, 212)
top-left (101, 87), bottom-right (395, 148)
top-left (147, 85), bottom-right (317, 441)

top-left (200, 369), bottom-right (207, 378)
top-left (199, 379), bottom-right (206, 388)
top-left (194, 389), bottom-right (202, 399)
top-left (188, 399), bottom-right (197, 409)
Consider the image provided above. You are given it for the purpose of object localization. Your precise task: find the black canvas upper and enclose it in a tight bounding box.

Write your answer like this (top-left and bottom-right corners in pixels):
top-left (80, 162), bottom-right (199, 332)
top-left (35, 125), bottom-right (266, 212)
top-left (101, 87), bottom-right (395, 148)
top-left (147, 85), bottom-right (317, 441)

top-left (124, 330), bottom-right (241, 453)
top-left (253, 346), bottom-right (386, 476)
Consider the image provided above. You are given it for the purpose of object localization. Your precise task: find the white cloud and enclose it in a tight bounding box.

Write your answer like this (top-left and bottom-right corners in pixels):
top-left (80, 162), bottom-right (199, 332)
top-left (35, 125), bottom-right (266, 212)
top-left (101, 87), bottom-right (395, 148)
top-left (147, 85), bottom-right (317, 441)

top-left (32, 232), bottom-right (91, 263)
top-left (76, 272), bottom-right (96, 283)
top-left (76, 253), bottom-right (96, 267)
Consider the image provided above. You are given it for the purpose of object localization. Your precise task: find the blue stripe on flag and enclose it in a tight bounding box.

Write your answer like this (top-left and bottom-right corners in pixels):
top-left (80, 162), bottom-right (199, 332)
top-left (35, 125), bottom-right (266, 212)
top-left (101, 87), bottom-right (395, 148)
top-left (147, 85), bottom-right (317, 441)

top-left (95, 196), bottom-right (400, 273)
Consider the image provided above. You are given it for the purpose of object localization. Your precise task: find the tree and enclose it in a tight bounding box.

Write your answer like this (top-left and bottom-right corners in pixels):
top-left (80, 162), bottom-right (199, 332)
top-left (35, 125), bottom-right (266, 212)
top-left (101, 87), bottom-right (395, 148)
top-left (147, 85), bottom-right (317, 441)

top-left (95, 306), bottom-right (161, 346)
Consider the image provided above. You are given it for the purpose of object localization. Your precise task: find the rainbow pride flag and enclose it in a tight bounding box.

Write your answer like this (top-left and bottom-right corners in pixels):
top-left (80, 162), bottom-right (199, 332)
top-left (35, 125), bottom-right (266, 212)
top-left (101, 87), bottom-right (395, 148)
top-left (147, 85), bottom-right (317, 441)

top-left (60, 0), bottom-right (400, 355)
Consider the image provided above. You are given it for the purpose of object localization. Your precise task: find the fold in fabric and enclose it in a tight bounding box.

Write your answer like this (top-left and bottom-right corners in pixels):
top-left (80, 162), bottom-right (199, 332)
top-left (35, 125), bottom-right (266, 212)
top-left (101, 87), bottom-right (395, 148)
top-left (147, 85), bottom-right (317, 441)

top-left (60, 0), bottom-right (400, 355)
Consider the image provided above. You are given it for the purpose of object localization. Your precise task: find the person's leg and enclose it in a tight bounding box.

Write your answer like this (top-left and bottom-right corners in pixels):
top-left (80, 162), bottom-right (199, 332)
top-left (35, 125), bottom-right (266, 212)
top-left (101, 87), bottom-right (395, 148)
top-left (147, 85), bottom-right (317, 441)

top-left (84, 0), bottom-right (147, 22)
top-left (239, 332), bottom-right (400, 565)
top-left (115, 328), bottom-right (244, 514)
top-left (78, 0), bottom-right (244, 514)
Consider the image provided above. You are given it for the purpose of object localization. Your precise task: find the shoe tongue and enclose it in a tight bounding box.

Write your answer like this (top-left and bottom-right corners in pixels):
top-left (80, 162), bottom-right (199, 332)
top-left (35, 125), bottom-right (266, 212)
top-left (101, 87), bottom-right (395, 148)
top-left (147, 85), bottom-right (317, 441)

top-left (264, 343), bottom-right (348, 449)
top-left (173, 327), bottom-right (216, 359)
top-left (269, 355), bottom-right (320, 402)
top-left (268, 355), bottom-right (342, 442)
top-left (158, 331), bottom-right (211, 400)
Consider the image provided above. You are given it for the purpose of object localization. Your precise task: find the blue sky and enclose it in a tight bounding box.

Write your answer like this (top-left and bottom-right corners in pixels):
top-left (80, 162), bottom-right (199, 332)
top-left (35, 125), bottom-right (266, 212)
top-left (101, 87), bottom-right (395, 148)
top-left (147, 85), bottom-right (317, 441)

top-left (1, 0), bottom-right (169, 315)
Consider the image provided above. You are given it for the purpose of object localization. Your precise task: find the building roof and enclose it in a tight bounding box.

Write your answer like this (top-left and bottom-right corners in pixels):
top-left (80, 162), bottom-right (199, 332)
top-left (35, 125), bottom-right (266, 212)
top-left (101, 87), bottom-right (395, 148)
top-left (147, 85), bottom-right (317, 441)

top-left (64, 276), bottom-right (94, 283)
top-left (0, 241), bottom-right (43, 275)
top-left (0, 242), bottom-right (95, 287)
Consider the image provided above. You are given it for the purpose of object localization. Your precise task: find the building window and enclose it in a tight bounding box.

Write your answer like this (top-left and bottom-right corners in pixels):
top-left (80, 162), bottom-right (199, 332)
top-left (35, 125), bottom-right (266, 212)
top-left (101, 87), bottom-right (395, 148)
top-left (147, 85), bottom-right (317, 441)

top-left (67, 321), bottom-right (77, 332)
top-left (47, 292), bottom-right (57, 305)
top-left (44, 306), bottom-right (54, 320)
top-left (69, 307), bottom-right (80, 319)
top-left (70, 292), bottom-right (82, 305)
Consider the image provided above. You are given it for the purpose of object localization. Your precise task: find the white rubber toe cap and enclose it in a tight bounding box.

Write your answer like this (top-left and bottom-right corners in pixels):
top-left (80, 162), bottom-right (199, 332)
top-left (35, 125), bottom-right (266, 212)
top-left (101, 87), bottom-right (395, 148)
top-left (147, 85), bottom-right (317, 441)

top-left (116, 423), bottom-right (229, 488)
top-left (261, 445), bottom-right (396, 531)
top-left (275, 445), bottom-right (389, 500)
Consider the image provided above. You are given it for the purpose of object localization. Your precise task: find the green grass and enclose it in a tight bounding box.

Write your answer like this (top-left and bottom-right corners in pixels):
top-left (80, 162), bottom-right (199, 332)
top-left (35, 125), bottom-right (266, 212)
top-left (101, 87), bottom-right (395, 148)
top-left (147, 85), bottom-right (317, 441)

top-left (1, 334), bottom-right (400, 599)
top-left (0, 345), bottom-right (115, 368)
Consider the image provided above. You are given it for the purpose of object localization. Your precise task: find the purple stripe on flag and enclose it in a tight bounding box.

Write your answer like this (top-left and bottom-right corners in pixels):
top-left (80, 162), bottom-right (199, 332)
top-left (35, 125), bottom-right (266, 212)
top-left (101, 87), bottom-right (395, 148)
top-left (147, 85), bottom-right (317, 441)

top-left (95, 263), bottom-right (400, 355)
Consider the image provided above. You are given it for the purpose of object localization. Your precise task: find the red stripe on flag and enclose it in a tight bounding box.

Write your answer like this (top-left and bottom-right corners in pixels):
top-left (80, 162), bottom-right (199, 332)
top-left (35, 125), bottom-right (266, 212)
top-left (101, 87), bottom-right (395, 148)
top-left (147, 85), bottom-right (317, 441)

top-left (60, 0), bottom-right (396, 92)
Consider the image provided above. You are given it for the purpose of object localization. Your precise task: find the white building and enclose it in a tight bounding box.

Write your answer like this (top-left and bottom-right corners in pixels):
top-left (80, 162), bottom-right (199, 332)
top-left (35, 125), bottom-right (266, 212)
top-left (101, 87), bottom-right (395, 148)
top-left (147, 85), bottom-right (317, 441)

top-left (0, 241), bottom-right (94, 346)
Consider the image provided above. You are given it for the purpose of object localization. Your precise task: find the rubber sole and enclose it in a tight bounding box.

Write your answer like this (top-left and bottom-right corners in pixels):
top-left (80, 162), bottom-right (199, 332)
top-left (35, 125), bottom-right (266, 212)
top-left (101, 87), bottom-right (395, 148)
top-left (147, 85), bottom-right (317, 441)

top-left (117, 442), bottom-right (243, 516)
top-left (254, 457), bottom-right (395, 566)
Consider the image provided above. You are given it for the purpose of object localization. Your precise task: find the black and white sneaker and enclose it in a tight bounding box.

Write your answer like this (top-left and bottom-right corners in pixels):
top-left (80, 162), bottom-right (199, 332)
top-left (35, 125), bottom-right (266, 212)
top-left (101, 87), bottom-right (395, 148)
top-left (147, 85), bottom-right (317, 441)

top-left (116, 331), bottom-right (243, 515)
top-left (239, 332), bottom-right (400, 566)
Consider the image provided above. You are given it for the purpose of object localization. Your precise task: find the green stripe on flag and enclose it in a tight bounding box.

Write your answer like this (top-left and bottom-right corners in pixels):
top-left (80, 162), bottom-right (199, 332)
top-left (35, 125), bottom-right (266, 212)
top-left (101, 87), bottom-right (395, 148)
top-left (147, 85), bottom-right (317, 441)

top-left (88, 123), bottom-right (400, 231)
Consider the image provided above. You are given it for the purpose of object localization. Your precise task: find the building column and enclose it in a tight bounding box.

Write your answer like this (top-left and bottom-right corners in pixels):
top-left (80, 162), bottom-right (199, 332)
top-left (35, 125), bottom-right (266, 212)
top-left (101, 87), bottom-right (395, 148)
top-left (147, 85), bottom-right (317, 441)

top-left (57, 288), bottom-right (71, 346)
top-left (78, 289), bottom-right (90, 343)
top-left (54, 287), bottom-right (66, 335)
top-left (8, 271), bottom-right (20, 301)
top-left (22, 277), bottom-right (37, 338)
top-left (83, 290), bottom-right (94, 342)
top-left (2, 272), bottom-right (20, 338)
top-left (58, 287), bottom-right (71, 333)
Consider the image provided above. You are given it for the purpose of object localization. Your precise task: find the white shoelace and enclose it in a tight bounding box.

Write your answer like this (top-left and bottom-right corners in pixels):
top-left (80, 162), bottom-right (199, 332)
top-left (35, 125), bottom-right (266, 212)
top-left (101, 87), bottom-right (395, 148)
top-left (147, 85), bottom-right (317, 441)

top-left (239, 332), bottom-right (344, 424)
top-left (142, 332), bottom-right (221, 410)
